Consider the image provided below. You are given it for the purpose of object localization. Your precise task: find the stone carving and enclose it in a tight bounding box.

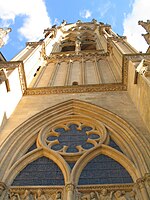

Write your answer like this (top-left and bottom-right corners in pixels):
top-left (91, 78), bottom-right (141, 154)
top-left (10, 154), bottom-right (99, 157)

top-left (9, 185), bottom-right (136, 200)
top-left (139, 20), bottom-right (150, 33)
top-left (89, 192), bottom-right (97, 200)
top-left (114, 190), bottom-right (127, 200)
top-left (138, 20), bottom-right (150, 46)
top-left (142, 33), bottom-right (150, 46)
top-left (9, 190), bottom-right (33, 200)
top-left (47, 51), bottom-right (109, 63)
top-left (65, 183), bottom-right (75, 192)
top-left (9, 188), bottom-right (63, 200)
top-left (127, 191), bottom-right (136, 200)
top-left (79, 191), bottom-right (96, 200)
top-left (75, 37), bottom-right (81, 54)
top-left (21, 190), bottom-right (33, 200)
top-left (136, 59), bottom-right (150, 82)
top-left (26, 41), bottom-right (43, 47)
top-left (77, 186), bottom-right (137, 200)
top-left (0, 28), bottom-right (11, 48)
top-left (98, 189), bottom-right (113, 200)
top-left (25, 83), bottom-right (126, 95)
top-left (34, 189), bottom-right (47, 200)
top-left (92, 19), bottom-right (98, 24)
top-left (0, 182), bottom-right (6, 199)
top-left (77, 20), bottom-right (82, 24)
top-left (81, 190), bottom-right (113, 200)
top-left (55, 192), bottom-right (62, 200)
top-left (9, 193), bottom-right (20, 200)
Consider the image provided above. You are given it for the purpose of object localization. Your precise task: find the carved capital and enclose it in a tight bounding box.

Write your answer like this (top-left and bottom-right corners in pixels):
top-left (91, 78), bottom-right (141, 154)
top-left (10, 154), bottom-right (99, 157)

top-left (0, 182), bottom-right (7, 197)
top-left (144, 173), bottom-right (150, 186)
top-left (65, 183), bottom-right (75, 192)
top-left (136, 178), bottom-right (146, 189)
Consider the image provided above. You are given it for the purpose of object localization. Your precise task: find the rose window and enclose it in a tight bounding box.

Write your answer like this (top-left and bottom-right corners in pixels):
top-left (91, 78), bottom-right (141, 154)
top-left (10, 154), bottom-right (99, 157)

top-left (38, 116), bottom-right (108, 160)
top-left (48, 124), bottom-right (98, 152)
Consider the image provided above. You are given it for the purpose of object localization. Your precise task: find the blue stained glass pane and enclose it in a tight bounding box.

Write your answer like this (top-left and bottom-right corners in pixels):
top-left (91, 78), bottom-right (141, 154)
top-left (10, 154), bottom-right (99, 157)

top-left (82, 143), bottom-right (94, 149)
top-left (51, 144), bottom-right (63, 151)
top-left (79, 155), bottom-right (133, 185)
top-left (109, 139), bottom-right (123, 153)
top-left (68, 162), bottom-right (76, 169)
top-left (51, 124), bottom-right (93, 150)
top-left (12, 157), bottom-right (64, 186)
top-left (26, 142), bottom-right (37, 153)
top-left (47, 136), bottom-right (58, 141)
top-left (89, 134), bottom-right (100, 139)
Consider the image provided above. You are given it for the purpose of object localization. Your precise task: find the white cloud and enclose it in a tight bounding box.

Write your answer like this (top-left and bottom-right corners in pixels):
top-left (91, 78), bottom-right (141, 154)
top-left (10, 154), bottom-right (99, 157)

top-left (0, 0), bottom-right (51, 41)
top-left (99, 1), bottom-right (112, 18)
top-left (53, 18), bottom-right (60, 26)
top-left (123, 0), bottom-right (150, 52)
top-left (80, 9), bottom-right (92, 19)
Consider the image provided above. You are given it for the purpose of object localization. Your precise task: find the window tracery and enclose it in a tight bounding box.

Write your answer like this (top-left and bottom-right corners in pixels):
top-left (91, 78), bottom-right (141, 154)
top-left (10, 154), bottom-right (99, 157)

top-left (38, 117), bottom-right (109, 160)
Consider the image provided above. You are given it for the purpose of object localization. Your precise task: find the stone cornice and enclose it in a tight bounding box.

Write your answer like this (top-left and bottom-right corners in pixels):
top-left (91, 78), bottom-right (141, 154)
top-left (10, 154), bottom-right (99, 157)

top-left (47, 50), bottom-right (108, 63)
top-left (0, 61), bottom-right (27, 93)
top-left (77, 183), bottom-right (134, 191)
top-left (24, 83), bottom-right (126, 95)
top-left (26, 41), bottom-right (43, 47)
top-left (0, 61), bottom-right (22, 70)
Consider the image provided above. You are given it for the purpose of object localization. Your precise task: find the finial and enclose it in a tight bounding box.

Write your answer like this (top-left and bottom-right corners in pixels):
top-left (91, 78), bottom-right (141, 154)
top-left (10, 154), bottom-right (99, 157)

top-left (52, 24), bottom-right (57, 28)
top-left (92, 19), bottom-right (97, 24)
top-left (0, 28), bottom-right (12, 48)
top-left (61, 20), bottom-right (67, 25)
top-left (77, 20), bottom-right (82, 23)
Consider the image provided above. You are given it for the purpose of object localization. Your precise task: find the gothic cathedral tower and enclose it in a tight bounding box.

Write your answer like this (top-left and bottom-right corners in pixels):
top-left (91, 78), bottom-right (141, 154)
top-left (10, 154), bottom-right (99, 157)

top-left (0, 20), bottom-right (150, 200)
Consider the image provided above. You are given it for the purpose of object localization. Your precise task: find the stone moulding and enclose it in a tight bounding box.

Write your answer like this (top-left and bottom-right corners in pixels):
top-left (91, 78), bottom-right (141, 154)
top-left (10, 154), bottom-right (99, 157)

top-left (77, 183), bottom-right (134, 191)
top-left (24, 83), bottom-right (127, 95)
top-left (0, 61), bottom-right (27, 93)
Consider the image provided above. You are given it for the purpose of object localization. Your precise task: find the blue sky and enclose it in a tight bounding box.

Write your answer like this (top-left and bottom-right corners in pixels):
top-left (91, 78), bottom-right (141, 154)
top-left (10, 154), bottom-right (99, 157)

top-left (0, 0), bottom-right (149, 61)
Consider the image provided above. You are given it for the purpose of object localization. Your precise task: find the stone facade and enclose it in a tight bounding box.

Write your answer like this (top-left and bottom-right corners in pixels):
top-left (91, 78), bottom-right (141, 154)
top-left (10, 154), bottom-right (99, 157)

top-left (0, 20), bottom-right (150, 200)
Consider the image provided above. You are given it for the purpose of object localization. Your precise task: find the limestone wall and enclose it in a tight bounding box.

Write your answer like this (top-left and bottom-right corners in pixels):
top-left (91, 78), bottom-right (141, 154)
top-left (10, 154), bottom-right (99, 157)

top-left (127, 60), bottom-right (150, 132)
top-left (0, 68), bottom-right (22, 131)
top-left (0, 91), bottom-right (149, 146)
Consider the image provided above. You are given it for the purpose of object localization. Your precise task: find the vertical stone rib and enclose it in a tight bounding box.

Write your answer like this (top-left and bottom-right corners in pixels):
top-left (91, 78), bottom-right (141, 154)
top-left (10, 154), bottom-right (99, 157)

top-left (94, 57), bottom-right (102, 84)
top-left (33, 66), bottom-right (46, 88)
top-left (96, 36), bottom-right (103, 50)
top-left (107, 58), bottom-right (117, 83)
top-left (81, 58), bottom-right (85, 85)
top-left (48, 62), bottom-right (59, 86)
top-left (97, 59), bottom-right (104, 84)
top-left (65, 61), bottom-right (71, 86)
